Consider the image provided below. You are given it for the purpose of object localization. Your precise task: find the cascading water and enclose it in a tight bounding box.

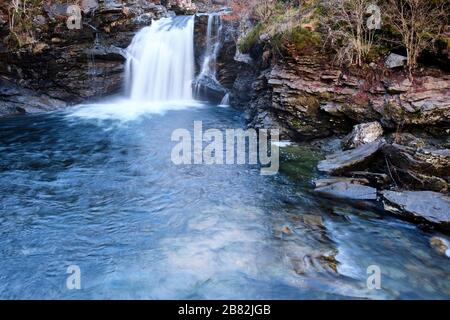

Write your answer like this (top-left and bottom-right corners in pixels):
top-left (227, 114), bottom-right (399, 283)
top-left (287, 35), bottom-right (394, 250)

top-left (194, 13), bottom-right (228, 102)
top-left (198, 13), bottom-right (222, 81)
top-left (125, 16), bottom-right (195, 102)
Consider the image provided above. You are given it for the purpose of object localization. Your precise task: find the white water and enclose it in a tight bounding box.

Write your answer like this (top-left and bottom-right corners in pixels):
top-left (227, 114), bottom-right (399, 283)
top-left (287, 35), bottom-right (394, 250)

top-left (218, 93), bottom-right (230, 107)
top-left (71, 16), bottom-right (200, 121)
top-left (198, 14), bottom-right (222, 80)
top-left (125, 16), bottom-right (195, 102)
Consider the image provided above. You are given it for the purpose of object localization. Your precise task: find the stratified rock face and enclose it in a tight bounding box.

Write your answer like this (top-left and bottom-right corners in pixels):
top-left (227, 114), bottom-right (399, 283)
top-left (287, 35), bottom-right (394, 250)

top-left (342, 122), bottom-right (383, 150)
top-left (382, 191), bottom-right (450, 227)
top-left (317, 140), bottom-right (384, 175)
top-left (0, 77), bottom-right (66, 116)
top-left (236, 52), bottom-right (450, 139)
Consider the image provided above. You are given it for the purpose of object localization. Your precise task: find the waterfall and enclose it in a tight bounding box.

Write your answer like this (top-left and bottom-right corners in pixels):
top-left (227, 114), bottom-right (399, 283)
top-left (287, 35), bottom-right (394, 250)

top-left (219, 93), bottom-right (230, 107)
top-left (198, 13), bottom-right (222, 80)
top-left (194, 13), bottom-right (228, 103)
top-left (125, 16), bottom-right (195, 102)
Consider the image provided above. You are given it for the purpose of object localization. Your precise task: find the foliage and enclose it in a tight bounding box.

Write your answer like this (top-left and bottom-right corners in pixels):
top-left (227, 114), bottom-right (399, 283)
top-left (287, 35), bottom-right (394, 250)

top-left (382, 0), bottom-right (448, 71)
top-left (233, 0), bottom-right (449, 70)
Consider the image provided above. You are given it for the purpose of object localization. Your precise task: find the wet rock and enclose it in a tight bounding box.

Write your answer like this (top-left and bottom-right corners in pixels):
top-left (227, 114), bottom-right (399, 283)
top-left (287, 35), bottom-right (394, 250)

top-left (314, 177), bottom-right (370, 188)
top-left (315, 181), bottom-right (378, 201)
top-left (0, 77), bottom-right (67, 116)
top-left (318, 140), bottom-right (384, 175)
top-left (281, 226), bottom-right (293, 236)
top-left (194, 76), bottom-right (228, 103)
top-left (430, 237), bottom-right (450, 257)
top-left (301, 215), bottom-right (324, 227)
top-left (383, 143), bottom-right (450, 192)
top-left (84, 45), bottom-right (127, 60)
top-left (348, 171), bottom-right (391, 188)
top-left (385, 53), bottom-right (407, 69)
top-left (383, 191), bottom-right (450, 227)
top-left (342, 121), bottom-right (383, 150)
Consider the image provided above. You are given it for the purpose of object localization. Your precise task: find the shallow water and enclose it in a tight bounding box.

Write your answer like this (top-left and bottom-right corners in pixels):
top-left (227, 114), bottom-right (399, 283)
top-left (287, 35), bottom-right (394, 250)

top-left (0, 102), bottom-right (449, 299)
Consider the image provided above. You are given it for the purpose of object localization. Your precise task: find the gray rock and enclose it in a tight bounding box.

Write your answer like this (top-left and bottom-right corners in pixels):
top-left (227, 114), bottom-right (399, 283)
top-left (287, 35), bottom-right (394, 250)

top-left (315, 182), bottom-right (378, 200)
top-left (385, 53), bottom-right (407, 69)
top-left (383, 143), bottom-right (450, 192)
top-left (0, 77), bottom-right (67, 117)
top-left (342, 121), bottom-right (384, 150)
top-left (383, 191), bottom-right (450, 226)
top-left (81, 0), bottom-right (99, 13)
top-left (317, 140), bottom-right (384, 175)
top-left (314, 177), bottom-right (370, 188)
top-left (84, 45), bottom-right (127, 61)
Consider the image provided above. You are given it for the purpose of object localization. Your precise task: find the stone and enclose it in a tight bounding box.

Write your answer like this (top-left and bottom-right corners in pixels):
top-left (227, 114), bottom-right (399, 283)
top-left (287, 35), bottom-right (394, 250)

top-left (317, 140), bottom-right (384, 175)
top-left (194, 76), bottom-right (228, 103)
top-left (382, 191), bottom-right (450, 227)
top-left (314, 177), bottom-right (370, 188)
top-left (315, 181), bottom-right (378, 200)
top-left (0, 77), bottom-right (67, 117)
top-left (33, 15), bottom-right (47, 26)
top-left (348, 171), bottom-right (391, 187)
top-left (84, 45), bottom-right (127, 60)
top-left (81, 0), bottom-right (99, 13)
top-left (342, 121), bottom-right (384, 150)
top-left (385, 53), bottom-right (407, 69)
top-left (383, 143), bottom-right (450, 192)
top-left (430, 237), bottom-right (450, 258)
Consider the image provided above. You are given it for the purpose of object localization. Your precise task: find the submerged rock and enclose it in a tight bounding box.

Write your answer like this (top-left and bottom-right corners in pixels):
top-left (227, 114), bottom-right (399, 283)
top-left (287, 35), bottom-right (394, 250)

top-left (342, 121), bottom-right (383, 150)
top-left (315, 181), bottom-right (378, 200)
top-left (430, 237), bottom-right (450, 258)
top-left (317, 140), bottom-right (384, 175)
top-left (382, 191), bottom-right (450, 227)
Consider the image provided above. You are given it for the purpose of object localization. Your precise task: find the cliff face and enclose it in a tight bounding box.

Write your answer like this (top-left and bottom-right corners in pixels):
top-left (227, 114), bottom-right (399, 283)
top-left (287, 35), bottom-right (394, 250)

top-left (232, 54), bottom-right (450, 140)
top-left (225, 39), bottom-right (450, 195)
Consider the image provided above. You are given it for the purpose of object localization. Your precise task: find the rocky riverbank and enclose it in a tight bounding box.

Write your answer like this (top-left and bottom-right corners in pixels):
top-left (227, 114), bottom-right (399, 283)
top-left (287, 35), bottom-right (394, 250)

top-left (221, 21), bottom-right (450, 230)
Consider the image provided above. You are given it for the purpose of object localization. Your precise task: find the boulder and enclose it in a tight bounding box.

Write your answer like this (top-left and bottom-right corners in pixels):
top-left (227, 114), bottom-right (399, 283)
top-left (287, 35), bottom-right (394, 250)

top-left (385, 53), bottom-right (407, 69)
top-left (194, 75), bottom-right (228, 103)
top-left (315, 181), bottom-right (378, 200)
top-left (383, 143), bottom-right (450, 192)
top-left (342, 121), bottom-right (383, 150)
top-left (317, 140), bottom-right (384, 175)
top-left (382, 191), bottom-right (450, 227)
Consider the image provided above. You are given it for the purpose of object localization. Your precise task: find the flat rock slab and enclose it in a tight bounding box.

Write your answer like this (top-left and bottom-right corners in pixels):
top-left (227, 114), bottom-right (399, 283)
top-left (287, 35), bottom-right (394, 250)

top-left (315, 182), bottom-right (378, 200)
top-left (383, 191), bottom-right (450, 226)
top-left (317, 140), bottom-right (384, 175)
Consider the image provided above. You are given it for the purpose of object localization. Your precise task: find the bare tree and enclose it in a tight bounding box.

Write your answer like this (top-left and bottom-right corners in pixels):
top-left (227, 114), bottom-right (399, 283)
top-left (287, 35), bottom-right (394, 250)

top-left (324, 0), bottom-right (379, 67)
top-left (384, 0), bottom-right (447, 71)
